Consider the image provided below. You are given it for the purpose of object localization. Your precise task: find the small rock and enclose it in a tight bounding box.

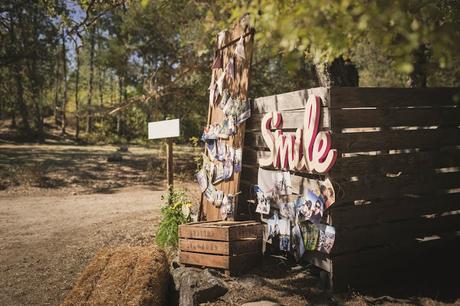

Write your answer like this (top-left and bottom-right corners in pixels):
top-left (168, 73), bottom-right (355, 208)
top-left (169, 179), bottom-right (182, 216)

top-left (107, 152), bottom-right (123, 162)
top-left (117, 145), bottom-right (129, 152)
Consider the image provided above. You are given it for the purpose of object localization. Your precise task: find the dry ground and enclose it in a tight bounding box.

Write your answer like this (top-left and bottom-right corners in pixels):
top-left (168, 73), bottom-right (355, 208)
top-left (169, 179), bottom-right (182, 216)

top-left (1, 141), bottom-right (459, 305)
top-left (0, 142), bottom-right (200, 306)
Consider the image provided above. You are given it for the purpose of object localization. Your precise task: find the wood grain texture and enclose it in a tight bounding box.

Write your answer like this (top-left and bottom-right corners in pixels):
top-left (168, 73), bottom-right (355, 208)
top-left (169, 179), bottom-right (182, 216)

top-left (330, 107), bottom-right (460, 129)
top-left (332, 212), bottom-right (460, 254)
top-left (329, 87), bottom-right (460, 108)
top-left (201, 18), bottom-right (255, 221)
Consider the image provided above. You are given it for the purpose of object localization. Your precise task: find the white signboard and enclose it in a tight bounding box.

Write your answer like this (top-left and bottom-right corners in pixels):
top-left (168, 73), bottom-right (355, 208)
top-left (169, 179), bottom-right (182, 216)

top-left (148, 119), bottom-right (180, 139)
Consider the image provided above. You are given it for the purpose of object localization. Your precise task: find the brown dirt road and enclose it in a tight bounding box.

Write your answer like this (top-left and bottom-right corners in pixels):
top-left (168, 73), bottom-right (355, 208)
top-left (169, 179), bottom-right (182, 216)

top-left (0, 186), bottom-right (167, 306)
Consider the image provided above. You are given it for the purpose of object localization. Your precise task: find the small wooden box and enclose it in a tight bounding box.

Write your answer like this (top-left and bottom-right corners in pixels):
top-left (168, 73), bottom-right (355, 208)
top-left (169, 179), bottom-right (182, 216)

top-left (179, 221), bottom-right (263, 275)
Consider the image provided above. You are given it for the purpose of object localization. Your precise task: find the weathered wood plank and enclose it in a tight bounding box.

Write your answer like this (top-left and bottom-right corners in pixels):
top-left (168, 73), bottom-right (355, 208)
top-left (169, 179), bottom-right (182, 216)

top-left (332, 234), bottom-right (460, 291)
top-left (246, 108), bottom-right (331, 131)
top-left (332, 212), bottom-right (460, 254)
top-left (229, 252), bottom-right (262, 274)
top-left (179, 239), bottom-right (229, 255)
top-left (228, 223), bottom-right (263, 241)
top-left (245, 128), bottom-right (460, 153)
top-left (330, 107), bottom-right (460, 129)
top-left (230, 239), bottom-right (262, 255)
top-left (329, 87), bottom-right (460, 108)
top-left (329, 193), bottom-right (460, 228)
top-left (252, 87), bottom-right (329, 113)
top-left (179, 251), bottom-right (229, 269)
top-left (243, 148), bottom-right (460, 179)
top-left (329, 171), bottom-right (460, 202)
top-left (179, 224), bottom-right (228, 241)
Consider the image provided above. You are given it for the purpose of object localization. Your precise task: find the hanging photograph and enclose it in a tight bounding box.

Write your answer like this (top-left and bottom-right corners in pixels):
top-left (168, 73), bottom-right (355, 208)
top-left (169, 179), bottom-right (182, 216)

top-left (296, 190), bottom-right (323, 224)
top-left (319, 178), bottom-right (335, 209)
top-left (317, 224), bottom-right (336, 254)
top-left (258, 168), bottom-right (292, 195)
top-left (278, 218), bottom-right (290, 252)
top-left (196, 169), bottom-right (208, 193)
top-left (279, 201), bottom-right (295, 222)
top-left (300, 221), bottom-right (319, 251)
top-left (292, 224), bottom-right (305, 260)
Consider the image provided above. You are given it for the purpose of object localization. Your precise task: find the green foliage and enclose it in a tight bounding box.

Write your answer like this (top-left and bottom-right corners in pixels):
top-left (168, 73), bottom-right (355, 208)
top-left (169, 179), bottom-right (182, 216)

top-left (155, 189), bottom-right (192, 248)
top-left (224, 1), bottom-right (460, 73)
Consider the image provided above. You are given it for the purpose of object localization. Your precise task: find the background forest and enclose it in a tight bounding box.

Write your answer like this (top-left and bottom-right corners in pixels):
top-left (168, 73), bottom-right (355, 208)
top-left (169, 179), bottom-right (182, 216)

top-left (1, 0), bottom-right (459, 144)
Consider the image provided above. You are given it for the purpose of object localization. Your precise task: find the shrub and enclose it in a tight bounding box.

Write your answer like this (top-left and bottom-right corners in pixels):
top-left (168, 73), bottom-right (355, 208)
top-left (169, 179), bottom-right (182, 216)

top-left (155, 189), bottom-right (192, 248)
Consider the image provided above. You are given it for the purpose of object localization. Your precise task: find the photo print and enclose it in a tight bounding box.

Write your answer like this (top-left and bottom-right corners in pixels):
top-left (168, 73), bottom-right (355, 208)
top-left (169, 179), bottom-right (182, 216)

top-left (217, 140), bottom-right (226, 161)
top-left (213, 162), bottom-right (224, 184)
top-left (319, 178), bottom-right (335, 209)
top-left (300, 221), bottom-right (319, 251)
top-left (204, 184), bottom-right (217, 204)
top-left (196, 169), bottom-right (208, 193)
top-left (296, 190), bottom-right (324, 224)
top-left (292, 224), bottom-right (305, 260)
top-left (278, 218), bottom-right (291, 252)
top-left (266, 211), bottom-right (279, 242)
top-left (300, 178), bottom-right (336, 210)
top-left (254, 185), bottom-right (271, 215)
top-left (234, 148), bottom-right (242, 172)
top-left (317, 224), bottom-right (336, 254)
top-left (279, 201), bottom-right (295, 222)
top-left (220, 194), bottom-right (234, 220)
top-left (258, 168), bottom-right (292, 196)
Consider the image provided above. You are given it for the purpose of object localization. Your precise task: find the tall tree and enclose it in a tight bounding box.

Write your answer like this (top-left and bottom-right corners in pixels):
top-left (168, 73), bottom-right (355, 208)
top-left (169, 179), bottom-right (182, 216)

top-left (86, 25), bottom-right (96, 133)
top-left (61, 30), bottom-right (67, 134)
top-left (74, 40), bottom-right (81, 140)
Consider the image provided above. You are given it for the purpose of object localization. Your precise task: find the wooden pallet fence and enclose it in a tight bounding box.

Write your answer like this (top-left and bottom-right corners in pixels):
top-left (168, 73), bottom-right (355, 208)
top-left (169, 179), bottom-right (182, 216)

top-left (241, 87), bottom-right (460, 290)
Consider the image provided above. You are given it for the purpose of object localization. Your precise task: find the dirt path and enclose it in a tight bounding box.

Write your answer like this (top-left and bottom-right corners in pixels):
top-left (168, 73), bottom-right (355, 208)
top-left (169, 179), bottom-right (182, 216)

top-left (0, 186), bottom-right (166, 306)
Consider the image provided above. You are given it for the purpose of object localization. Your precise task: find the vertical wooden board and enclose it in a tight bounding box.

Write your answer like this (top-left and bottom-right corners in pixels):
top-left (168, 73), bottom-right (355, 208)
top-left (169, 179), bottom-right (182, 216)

top-left (200, 16), bottom-right (255, 221)
top-left (179, 239), bottom-right (229, 255)
top-left (179, 251), bottom-right (229, 269)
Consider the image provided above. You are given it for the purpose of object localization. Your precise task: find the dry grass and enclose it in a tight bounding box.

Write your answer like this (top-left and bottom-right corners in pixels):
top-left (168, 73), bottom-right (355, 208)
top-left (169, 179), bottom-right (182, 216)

top-left (61, 245), bottom-right (170, 306)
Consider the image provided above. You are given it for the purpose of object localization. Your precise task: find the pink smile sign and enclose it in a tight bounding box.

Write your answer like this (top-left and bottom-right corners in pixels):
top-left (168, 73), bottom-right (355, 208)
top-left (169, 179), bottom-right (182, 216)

top-left (259, 95), bottom-right (337, 174)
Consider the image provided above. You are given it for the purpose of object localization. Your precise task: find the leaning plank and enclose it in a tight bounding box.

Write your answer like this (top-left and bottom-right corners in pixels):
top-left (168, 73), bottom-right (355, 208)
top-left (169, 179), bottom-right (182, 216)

top-left (329, 87), bottom-right (460, 108)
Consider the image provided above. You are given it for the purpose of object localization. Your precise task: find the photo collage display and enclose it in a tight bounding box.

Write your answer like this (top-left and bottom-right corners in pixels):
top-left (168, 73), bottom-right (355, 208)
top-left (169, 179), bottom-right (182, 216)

top-left (255, 167), bottom-right (336, 257)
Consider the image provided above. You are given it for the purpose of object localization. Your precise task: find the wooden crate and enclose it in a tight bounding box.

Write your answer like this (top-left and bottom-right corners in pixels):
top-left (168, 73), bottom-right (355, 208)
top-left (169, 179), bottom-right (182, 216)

top-left (179, 221), bottom-right (263, 275)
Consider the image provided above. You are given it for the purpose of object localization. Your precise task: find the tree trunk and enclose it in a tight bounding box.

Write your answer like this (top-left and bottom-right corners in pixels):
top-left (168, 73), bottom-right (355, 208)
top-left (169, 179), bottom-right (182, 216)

top-left (9, 13), bottom-right (31, 133)
top-left (75, 43), bottom-right (80, 140)
top-left (408, 44), bottom-right (428, 88)
top-left (54, 47), bottom-right (60, 125)
top-left (315, 57), bottom-right (359, 87)
top-left (99, 67), bottom-right (104, 125)
top-left (61, 31), bottom-right (67, 135)
top-left (29, 12), bottom-right (44, 141)
top-left (86, 26), bottom-right (96, 133)
top-left (116, 75), bottom-right (122, 135)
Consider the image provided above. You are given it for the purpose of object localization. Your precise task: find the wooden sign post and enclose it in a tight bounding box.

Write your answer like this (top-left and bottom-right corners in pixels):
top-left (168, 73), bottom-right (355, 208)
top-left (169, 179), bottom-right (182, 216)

top-left (148, 119), bottom-right (180, 194)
